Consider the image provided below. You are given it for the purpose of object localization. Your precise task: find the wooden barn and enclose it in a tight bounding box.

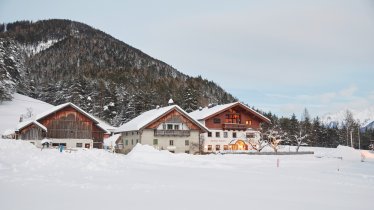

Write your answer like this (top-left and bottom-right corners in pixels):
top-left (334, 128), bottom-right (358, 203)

top-left (16, 103), bottom-right (111, 149)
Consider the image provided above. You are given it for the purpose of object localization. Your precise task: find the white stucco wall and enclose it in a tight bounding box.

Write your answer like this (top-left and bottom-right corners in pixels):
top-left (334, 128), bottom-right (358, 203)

top-left (141, 129), bottom-right (200, 154)
top-left (202, 130), bottom-right (261, 152)
top-left (27, 138), bottom-right (93, 149)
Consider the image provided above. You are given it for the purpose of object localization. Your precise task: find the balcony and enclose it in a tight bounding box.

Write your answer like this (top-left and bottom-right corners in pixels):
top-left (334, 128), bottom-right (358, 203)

top-left (222, 123), bottom-right (248, 130)
top-left (154, 130), bottom-right (191, 137)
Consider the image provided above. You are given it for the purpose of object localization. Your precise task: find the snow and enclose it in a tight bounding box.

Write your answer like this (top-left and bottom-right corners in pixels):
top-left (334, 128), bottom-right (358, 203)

top-left (0, 139), bottom-right (373, 210)
top-left (103, 134), bottom-right (121, 147)
top-left (16, 120), bottom-right (47, 131)
top-left (23, 39), bottom-right (62, 56)
top-left (2, 129), bottom-right (14, 136)
top-left (0, 93), bottom-right (54, 134)
top-left (321, 106), bottom-right (374, 127)
top-left (115, 105), bottom-right (207, 132)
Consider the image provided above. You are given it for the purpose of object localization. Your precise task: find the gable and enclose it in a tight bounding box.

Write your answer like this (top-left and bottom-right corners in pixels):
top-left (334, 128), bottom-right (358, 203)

top-left (146, 109), bottom-right (202, 131)
top-left (37, 105), bottom-right (107, 134)
top-left (204, 103), bottom-right (271, 124)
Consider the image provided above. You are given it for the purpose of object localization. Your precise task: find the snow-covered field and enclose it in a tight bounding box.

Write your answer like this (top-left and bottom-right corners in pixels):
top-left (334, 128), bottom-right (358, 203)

top-left (0, 93), bottom-right (53, 135)
top-left (0, 139), bottom-right (373, 210)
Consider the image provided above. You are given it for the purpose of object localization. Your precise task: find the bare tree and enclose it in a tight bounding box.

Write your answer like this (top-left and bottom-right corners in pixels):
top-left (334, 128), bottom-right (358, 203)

top-left (247, 134), bottom-right (268, 152)
top-left (291, 132), bottom-right (309, 152)
top-left (247, 127), bottom-right (285, 153)
top-left (264, 127), bottom-right (285, 153)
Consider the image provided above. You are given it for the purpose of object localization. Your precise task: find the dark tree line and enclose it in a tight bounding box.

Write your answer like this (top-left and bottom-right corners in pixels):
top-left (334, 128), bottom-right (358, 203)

top-left (261, 109), bottom-right (374, 150)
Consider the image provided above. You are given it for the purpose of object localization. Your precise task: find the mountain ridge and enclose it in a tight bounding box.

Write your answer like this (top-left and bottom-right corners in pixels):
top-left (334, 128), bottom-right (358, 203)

top-left (0, 19), bottom-right (236, 126)
top-left (321, 106), bottom-right (374, 129)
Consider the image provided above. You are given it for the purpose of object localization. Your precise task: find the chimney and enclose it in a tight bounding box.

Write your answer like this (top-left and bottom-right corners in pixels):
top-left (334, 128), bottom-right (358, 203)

top-left (168, 98), bottom-right (174, 105)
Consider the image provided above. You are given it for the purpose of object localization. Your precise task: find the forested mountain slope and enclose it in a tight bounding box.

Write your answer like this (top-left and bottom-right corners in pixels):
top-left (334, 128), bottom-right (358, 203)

top-left (0, 19), bottom-right (235, 126)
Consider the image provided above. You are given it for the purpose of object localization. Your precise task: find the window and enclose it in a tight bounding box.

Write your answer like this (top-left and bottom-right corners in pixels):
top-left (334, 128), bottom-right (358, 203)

top-left (136, 139), bottom-right (139, 144)
top-left (216, 145), bottom-right (220, 150)
top-left (52, 143), bottom-right (66, 147)
top-left (167, 124), bottom-right (173, 130)
top-left (185, 150), bottom-right (190, 154)
top-left (233, 132), bottom-right (237, 138)
top-left (246, 133), bottom-right (255, 138)
top-left (174, 125), bottom-right (179, 130)
top-left (207, 145), bottom-right (212, 151)
top-left (125, 140), bottom-right (128, 146)
top-left (76, 143), bottom-right (82, 148)
top-left (224, 145), bottom-right (228, 150)
top-left (185, 140), bottom-right (189, 146)
top-left (215, 132), bottom-right (220, 137)
top-left (169, 140), bottom-right (174, 146)
top-left (246, 120), bottom-right (252, 125)
top-left (208, 132), bottom-right (212, 137)
top-left (125, 132), bottom-right (128, 136)
top-left (223, 132), bottom-right (228, 138)
top-left (225, 110), bottom-right (240, 124)
top-left (131, 139), bottom-right (134, 145)
top-left (153, 139), bottom-right (158, 145)
top-left (213, 118), bottom-right (221, 124)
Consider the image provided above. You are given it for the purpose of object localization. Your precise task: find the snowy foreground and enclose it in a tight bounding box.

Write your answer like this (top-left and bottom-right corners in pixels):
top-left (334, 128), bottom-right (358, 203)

top-left (1, 139), bottom-right (373, 210)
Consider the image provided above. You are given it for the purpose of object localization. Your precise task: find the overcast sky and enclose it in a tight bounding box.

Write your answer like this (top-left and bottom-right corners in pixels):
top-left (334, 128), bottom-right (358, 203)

top-left (1, 0), bottom-right (374, 118)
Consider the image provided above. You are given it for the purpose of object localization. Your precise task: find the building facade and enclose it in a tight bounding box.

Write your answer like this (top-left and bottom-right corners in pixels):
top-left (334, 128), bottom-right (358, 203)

top-left (16, 103), bottom-right (110, 149)
top-left (189, 102), bottom-right (271, 153)
top-left (115, 105), bottom-right (208, 154)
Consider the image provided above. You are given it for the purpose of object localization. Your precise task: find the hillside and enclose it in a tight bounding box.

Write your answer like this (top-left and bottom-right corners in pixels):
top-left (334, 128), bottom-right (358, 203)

top-left (0, 19), bottom-right (236, 126)
top-left (0, 93), bottom-right (53, 134)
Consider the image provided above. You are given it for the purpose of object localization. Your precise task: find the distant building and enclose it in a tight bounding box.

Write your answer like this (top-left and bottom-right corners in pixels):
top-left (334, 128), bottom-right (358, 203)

top-left (189, 102), bottom-right (271, 153)
top-left (115, 105), bottom-right (208, 154)
top-left (15, 103), bottom-right (111, 149)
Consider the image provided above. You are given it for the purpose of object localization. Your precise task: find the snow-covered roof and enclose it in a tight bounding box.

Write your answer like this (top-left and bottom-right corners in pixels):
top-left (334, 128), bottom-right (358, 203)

top-left (91, 117), bottom-right (117, 132)
top-left (16, 120), bottom-right (47, 131)
top-left (16, 102), bottom-right (110, 133)
top-left (115, 105), bottom-right (208, 133)
top-left (104, 134), bottom-right (121, 147)
top-left (189, 102), bottom-right (237, 120)
top-left (189, 102), bottom-right (271, 124)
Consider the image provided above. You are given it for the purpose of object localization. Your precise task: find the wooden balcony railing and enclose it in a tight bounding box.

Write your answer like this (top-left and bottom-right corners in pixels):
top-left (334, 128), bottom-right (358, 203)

top-left (222, 123), bottom-right (248, 130)
top-left (154, 130), bottom-right (191, 137)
